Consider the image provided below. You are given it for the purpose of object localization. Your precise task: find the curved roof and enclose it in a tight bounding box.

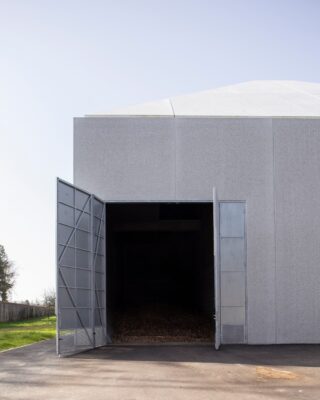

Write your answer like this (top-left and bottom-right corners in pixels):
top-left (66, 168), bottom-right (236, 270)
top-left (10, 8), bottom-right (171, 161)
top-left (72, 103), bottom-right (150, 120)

top-left (88, 80), bottom-right (320, 117)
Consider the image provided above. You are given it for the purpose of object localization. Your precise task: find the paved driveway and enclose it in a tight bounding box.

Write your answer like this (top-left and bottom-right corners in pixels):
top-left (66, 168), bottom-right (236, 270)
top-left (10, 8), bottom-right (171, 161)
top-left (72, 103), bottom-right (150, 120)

top-left (0, 340), bottom-right (320, 400)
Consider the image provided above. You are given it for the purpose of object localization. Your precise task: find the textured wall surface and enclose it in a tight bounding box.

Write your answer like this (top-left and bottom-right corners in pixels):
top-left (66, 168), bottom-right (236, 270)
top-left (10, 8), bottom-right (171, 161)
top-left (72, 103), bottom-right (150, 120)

top-left (74, 117), bottom-right (175, 201)
top-left (74, 116), bottom-right (320, 344)
top-left (274, 119), bottom-right (320, 343)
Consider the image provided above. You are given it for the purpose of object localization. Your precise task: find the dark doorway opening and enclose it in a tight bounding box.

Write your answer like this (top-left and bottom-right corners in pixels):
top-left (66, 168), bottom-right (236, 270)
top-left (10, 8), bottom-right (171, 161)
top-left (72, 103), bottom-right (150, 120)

top-left (106, 203), bottom-right (214, 343)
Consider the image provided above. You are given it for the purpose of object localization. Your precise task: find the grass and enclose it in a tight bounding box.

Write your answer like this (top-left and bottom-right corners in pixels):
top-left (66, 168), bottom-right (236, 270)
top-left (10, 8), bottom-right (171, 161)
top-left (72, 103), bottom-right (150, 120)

top-left (0, 315), bottom-right (56, 351)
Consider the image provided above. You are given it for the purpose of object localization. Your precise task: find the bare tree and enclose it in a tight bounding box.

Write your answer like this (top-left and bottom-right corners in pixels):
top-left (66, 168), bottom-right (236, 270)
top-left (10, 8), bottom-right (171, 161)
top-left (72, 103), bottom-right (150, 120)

top-left (0, 244), bottom-right (15, 302)
top-left (42, 288), bottom-right (56, 314)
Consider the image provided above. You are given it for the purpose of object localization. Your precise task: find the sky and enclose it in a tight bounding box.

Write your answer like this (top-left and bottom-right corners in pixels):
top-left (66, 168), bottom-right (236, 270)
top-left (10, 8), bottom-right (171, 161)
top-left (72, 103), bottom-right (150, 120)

top-left (0, 0), bottom-right (320, 302)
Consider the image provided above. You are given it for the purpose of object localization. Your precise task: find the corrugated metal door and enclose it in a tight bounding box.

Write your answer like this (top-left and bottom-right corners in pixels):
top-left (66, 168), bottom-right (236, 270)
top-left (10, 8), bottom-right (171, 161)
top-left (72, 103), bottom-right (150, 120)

top-left (56, 179), bottom-right (107, 356)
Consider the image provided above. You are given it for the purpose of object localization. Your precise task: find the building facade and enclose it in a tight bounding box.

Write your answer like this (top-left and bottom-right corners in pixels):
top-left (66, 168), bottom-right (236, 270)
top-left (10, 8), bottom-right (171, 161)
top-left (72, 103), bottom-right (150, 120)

top-left (57, 81), bottom-right (320, 355)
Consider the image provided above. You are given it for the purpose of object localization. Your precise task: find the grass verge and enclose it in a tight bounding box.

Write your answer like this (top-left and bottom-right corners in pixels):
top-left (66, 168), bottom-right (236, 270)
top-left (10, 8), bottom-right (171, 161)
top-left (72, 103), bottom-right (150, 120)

top-left (0, 315), bottom-right (56, 351)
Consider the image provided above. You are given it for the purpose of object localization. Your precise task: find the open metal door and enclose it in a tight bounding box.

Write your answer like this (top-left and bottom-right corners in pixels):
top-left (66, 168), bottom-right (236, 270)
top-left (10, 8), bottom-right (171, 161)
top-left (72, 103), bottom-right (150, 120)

top-left (213, 188), bottom-right (221, 350)
top-left (56, 179), bottom-right (107, 356)
top-left (92, 196), bottom-right (107, 347)
top-left (219, 201), bottom-right (246, 344)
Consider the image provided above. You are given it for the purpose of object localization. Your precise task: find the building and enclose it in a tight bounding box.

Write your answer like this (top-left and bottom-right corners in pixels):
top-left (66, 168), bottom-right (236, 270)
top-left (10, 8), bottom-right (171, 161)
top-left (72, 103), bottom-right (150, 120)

top-left (56, 80), bottom-right (320, 355)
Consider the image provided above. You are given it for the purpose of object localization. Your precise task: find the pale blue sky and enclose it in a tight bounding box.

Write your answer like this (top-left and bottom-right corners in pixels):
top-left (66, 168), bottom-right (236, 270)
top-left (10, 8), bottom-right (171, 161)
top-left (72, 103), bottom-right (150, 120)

top-left (0, 0), bottom-right (319, 302)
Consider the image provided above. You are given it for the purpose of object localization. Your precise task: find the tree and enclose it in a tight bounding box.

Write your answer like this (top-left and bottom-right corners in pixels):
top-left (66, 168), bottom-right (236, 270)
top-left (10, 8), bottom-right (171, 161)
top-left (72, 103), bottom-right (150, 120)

top-left (42, 288), bottom-right (56, 313)
top-left (0, 245), bottom-right (15, 302)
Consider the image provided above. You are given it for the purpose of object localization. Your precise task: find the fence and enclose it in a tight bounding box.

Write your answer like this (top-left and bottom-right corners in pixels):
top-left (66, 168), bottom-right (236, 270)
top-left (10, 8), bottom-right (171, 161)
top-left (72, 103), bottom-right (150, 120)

top-left (0, 301), bottom-right (53, 322)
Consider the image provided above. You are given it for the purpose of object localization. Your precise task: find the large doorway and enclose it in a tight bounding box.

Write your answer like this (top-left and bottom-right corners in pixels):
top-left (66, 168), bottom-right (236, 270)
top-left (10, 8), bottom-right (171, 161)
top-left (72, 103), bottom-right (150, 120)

top-left (106, 203), bottom-right (214, 344)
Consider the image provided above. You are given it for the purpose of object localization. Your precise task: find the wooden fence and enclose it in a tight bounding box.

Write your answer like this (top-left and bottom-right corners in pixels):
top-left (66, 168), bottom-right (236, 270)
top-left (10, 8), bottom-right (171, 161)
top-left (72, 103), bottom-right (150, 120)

top-left (0, 301), bottom-right (53, 322)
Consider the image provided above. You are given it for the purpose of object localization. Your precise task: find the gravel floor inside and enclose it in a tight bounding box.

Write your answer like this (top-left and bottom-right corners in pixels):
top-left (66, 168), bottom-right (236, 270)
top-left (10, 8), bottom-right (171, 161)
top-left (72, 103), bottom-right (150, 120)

top-left (112, 305), bottom-right (213, 343)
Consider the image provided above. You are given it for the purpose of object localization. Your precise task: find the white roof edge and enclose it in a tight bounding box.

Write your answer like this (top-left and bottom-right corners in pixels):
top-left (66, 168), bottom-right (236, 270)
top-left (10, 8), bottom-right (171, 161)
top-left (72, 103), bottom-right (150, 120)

top-left (88, 98), bottom-right (174, 117)
top-left (84, 115), bottom-right (320, 119)
top-left (86, 80), bottom-right (320, 117)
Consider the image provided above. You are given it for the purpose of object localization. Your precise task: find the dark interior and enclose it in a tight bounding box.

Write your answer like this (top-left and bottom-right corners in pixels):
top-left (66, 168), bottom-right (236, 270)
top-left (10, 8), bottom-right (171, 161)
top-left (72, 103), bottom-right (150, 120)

top-left (106, 203), bottom-right (214, 343)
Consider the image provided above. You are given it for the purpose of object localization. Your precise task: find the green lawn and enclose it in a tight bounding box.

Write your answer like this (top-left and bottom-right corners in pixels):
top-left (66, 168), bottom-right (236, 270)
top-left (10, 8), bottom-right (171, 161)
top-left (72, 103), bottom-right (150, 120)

top-left (0, 315), bottom-right (56, 351)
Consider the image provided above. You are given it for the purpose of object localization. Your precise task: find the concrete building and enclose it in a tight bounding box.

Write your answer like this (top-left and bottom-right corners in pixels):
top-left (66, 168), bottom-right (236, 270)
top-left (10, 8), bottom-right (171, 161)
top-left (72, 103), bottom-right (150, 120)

top-left (57, 81), bottom-right (320, 355)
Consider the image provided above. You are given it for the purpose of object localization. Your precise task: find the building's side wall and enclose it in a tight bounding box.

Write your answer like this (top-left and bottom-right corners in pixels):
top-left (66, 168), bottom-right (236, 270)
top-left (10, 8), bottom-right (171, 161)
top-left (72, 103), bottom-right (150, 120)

top-left (74, 117), bottom-right (176, 201)
top-left (274, 119), bottom-right (320, 343)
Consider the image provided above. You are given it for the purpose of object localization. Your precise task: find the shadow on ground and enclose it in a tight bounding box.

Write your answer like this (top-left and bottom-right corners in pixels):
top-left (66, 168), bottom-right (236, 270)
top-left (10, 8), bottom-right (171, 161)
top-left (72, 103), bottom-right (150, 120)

top-left (74, 343), bottom-right (320, 368)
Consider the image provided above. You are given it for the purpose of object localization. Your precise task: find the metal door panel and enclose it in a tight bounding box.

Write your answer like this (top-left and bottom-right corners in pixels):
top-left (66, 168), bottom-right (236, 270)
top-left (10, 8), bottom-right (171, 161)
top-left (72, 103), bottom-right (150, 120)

top-left (222, 325), bottom-right (245, 344)
top-left (219, 201), bottom-right (246, 344)
top-left (220, 238), bottom-right (245, 271)
top-left (56, 179), bottom-right (107, 356)
top-left (58, 246), bottom-right (75, 267)
top-left (221, 306), bottom-right (245, 325)
top-left (58, 183), bottom-right (73, 206)
top-left (213, 188), bottom-right (221, 350)
top-left (220, 203), bottom-right (245, 238)
top-left (58, 203), bottom-right (74, 226)
top-left (58, 225), bottom-right (75, 245)
top-left (221, 272), bottom-right (246, 307)
top-left (58, 267), bottom-right (75, 287)
top-left (92, 196), bottom-right (107, 347)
